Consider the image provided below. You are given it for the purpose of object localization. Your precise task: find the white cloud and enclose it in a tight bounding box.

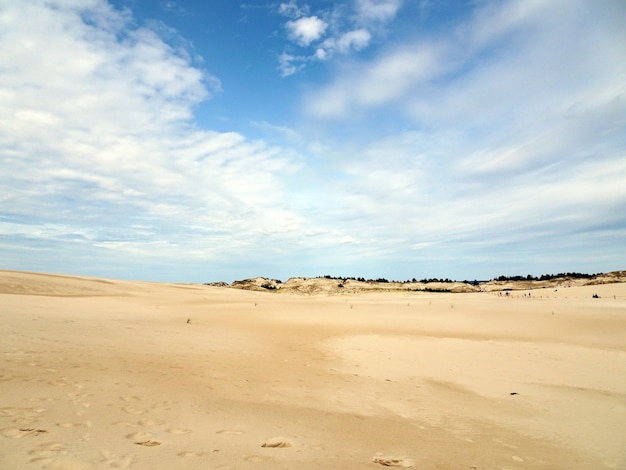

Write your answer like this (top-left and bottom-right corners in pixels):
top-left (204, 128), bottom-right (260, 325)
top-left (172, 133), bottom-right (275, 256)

top-left (305, 0), bottom-right (626, 120)
top-left (162, 1), bottom-right (189, 16)
top-left (297, 0), bottom-right (626, 276)
top-left (314, 48), bottom-right (328, 60)
top-left (316, 28), bottom-right (372, 59)
top-left (0, 0), bottom-right (307, 275)
top-left (304, 43), bottom-right (444, 116)
top-left (276, 2), bottom-right (385, 74)
top-left (252, 121), bottom-right (302, 143)
top-left (335, 29), bottom-right (371, 52)
top-left (356, 0), bottom-right (402, 23)
top-left (278, 1), bottom-right (308, 18)
top-left (2, 0), bottom-right (624, 282)
top-left (286, 15), bottom-right (328, 46)
top-left (278, 52), bottom-right (306, 77)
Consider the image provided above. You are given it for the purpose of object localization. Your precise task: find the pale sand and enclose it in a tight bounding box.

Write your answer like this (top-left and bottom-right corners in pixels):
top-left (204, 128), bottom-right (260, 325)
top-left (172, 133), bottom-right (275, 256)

top-left (1, 270), bottom-right (625, 469)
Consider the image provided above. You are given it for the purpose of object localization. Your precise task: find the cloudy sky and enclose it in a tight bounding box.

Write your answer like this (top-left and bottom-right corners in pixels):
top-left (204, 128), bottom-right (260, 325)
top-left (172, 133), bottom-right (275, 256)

top-left (1, 0), bottom-right (625, 283)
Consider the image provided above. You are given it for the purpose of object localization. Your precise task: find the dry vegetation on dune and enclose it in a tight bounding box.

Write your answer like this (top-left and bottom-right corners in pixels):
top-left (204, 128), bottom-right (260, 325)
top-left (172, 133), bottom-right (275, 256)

top-left (228, 277), bottom-right (480, 294)
top-left (223, 271), bottom-right (626, 295)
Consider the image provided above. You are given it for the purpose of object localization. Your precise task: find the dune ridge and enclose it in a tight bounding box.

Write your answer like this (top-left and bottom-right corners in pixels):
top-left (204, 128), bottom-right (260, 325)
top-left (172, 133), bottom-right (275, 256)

top-left (224, 270), bottom-right (626, 295)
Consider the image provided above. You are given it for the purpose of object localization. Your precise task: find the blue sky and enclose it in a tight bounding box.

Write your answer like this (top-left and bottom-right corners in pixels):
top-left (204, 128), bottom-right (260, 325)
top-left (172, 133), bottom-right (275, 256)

top-left (1, 0), bottom-right (625, 283)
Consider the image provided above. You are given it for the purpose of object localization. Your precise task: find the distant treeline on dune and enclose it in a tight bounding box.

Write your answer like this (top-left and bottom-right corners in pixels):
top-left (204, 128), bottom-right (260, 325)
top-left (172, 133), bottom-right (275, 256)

top-left (317, 275), bottom-right (464, 284)
top-left (212, 270), bottom-right (626, 294)
top-left (316, 272), bottom-right (601, 284)
top-left (491, 272), bottom-right (599, 282)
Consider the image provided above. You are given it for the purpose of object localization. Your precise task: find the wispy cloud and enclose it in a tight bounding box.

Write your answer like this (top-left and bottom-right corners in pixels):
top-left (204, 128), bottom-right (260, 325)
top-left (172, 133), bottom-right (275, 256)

top-left (278, 52), bottom-right (307, 77)
top-left (0, 0), bottom-right (307, 279)
top-left (355, 0), bottom-right (402, 24)
top-left (298, 0), bottom-right (626, 276)
top-left (278, 1), bottom-right (309, 19)
top-left (306, 0), bottom-right (625, 120)
top-left (162, 1), bottom-right (190, 16)
top-left (1, 0), bottom-right (624, 282)
top-left (322, 29), bottom-right (371, 54)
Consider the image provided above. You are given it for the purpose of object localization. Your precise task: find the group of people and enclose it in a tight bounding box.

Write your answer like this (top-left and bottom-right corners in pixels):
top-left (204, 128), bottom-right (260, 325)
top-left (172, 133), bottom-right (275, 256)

top-left (497, 291), bottom-right (532, 298)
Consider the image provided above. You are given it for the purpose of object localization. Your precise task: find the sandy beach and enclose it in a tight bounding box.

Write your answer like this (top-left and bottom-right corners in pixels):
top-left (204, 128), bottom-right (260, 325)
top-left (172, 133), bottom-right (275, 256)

top-left (1, 270), bottom-right (625, 469)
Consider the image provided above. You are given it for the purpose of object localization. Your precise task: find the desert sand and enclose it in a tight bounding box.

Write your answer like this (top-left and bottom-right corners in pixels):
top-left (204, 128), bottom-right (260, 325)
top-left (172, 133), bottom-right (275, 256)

top-left (1, 270), bottom-right (625, 469)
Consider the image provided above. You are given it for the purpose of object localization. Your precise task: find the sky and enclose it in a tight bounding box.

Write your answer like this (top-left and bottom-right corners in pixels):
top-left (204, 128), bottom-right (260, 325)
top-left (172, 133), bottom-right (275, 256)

top-left (1, 0), bottom-right (625, 283)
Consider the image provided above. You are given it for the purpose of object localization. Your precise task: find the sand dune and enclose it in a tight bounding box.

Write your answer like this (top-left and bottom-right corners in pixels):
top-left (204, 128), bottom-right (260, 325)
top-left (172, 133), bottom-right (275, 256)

top-left (225, 271), bottom-right (626, 295)
top-left (1, 269), bottom-right (625, 469)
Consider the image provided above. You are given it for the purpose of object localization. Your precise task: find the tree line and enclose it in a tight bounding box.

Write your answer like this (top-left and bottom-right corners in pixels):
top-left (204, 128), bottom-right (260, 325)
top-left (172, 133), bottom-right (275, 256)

top-left (491, 272), bottom-right (598, 282)
top-left (317, 272), bottom-right (599, 284)
top-left (318, 275), bottom-right (456, 283)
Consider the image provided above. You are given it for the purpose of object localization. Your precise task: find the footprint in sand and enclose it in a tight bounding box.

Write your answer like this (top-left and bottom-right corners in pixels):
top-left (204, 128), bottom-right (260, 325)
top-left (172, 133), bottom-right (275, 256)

top-left (261, 437), bottom-right (292, 448)
top-left (2, 427), bottom-right (49, 438)
top-left (126, 432), bottom-right (163, 446)
top-left (120, 395), bottom-right (143, 403)
top-left (57, 421), bottom-right (92, 429)
top-left (167, 428), bottom-right (191, 435)
top-left (121, 406), bottom-right (146, 415)
top-left (372, 455), bottom-right (414, 467)
top-left (178, 451), bottom-right (214, 458)
top-left (138, 418), bottom-right (164, 426)
top-left (216, 429), bottom-right (243, 435)
top-left (178, 451), bottom-right (198, 458)
top-left (135, 440), bottom-right (162, 447)
top-left (49, 378), bottom-right (69, 387)
top-left (67, 391), bottom-right (91, 401)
